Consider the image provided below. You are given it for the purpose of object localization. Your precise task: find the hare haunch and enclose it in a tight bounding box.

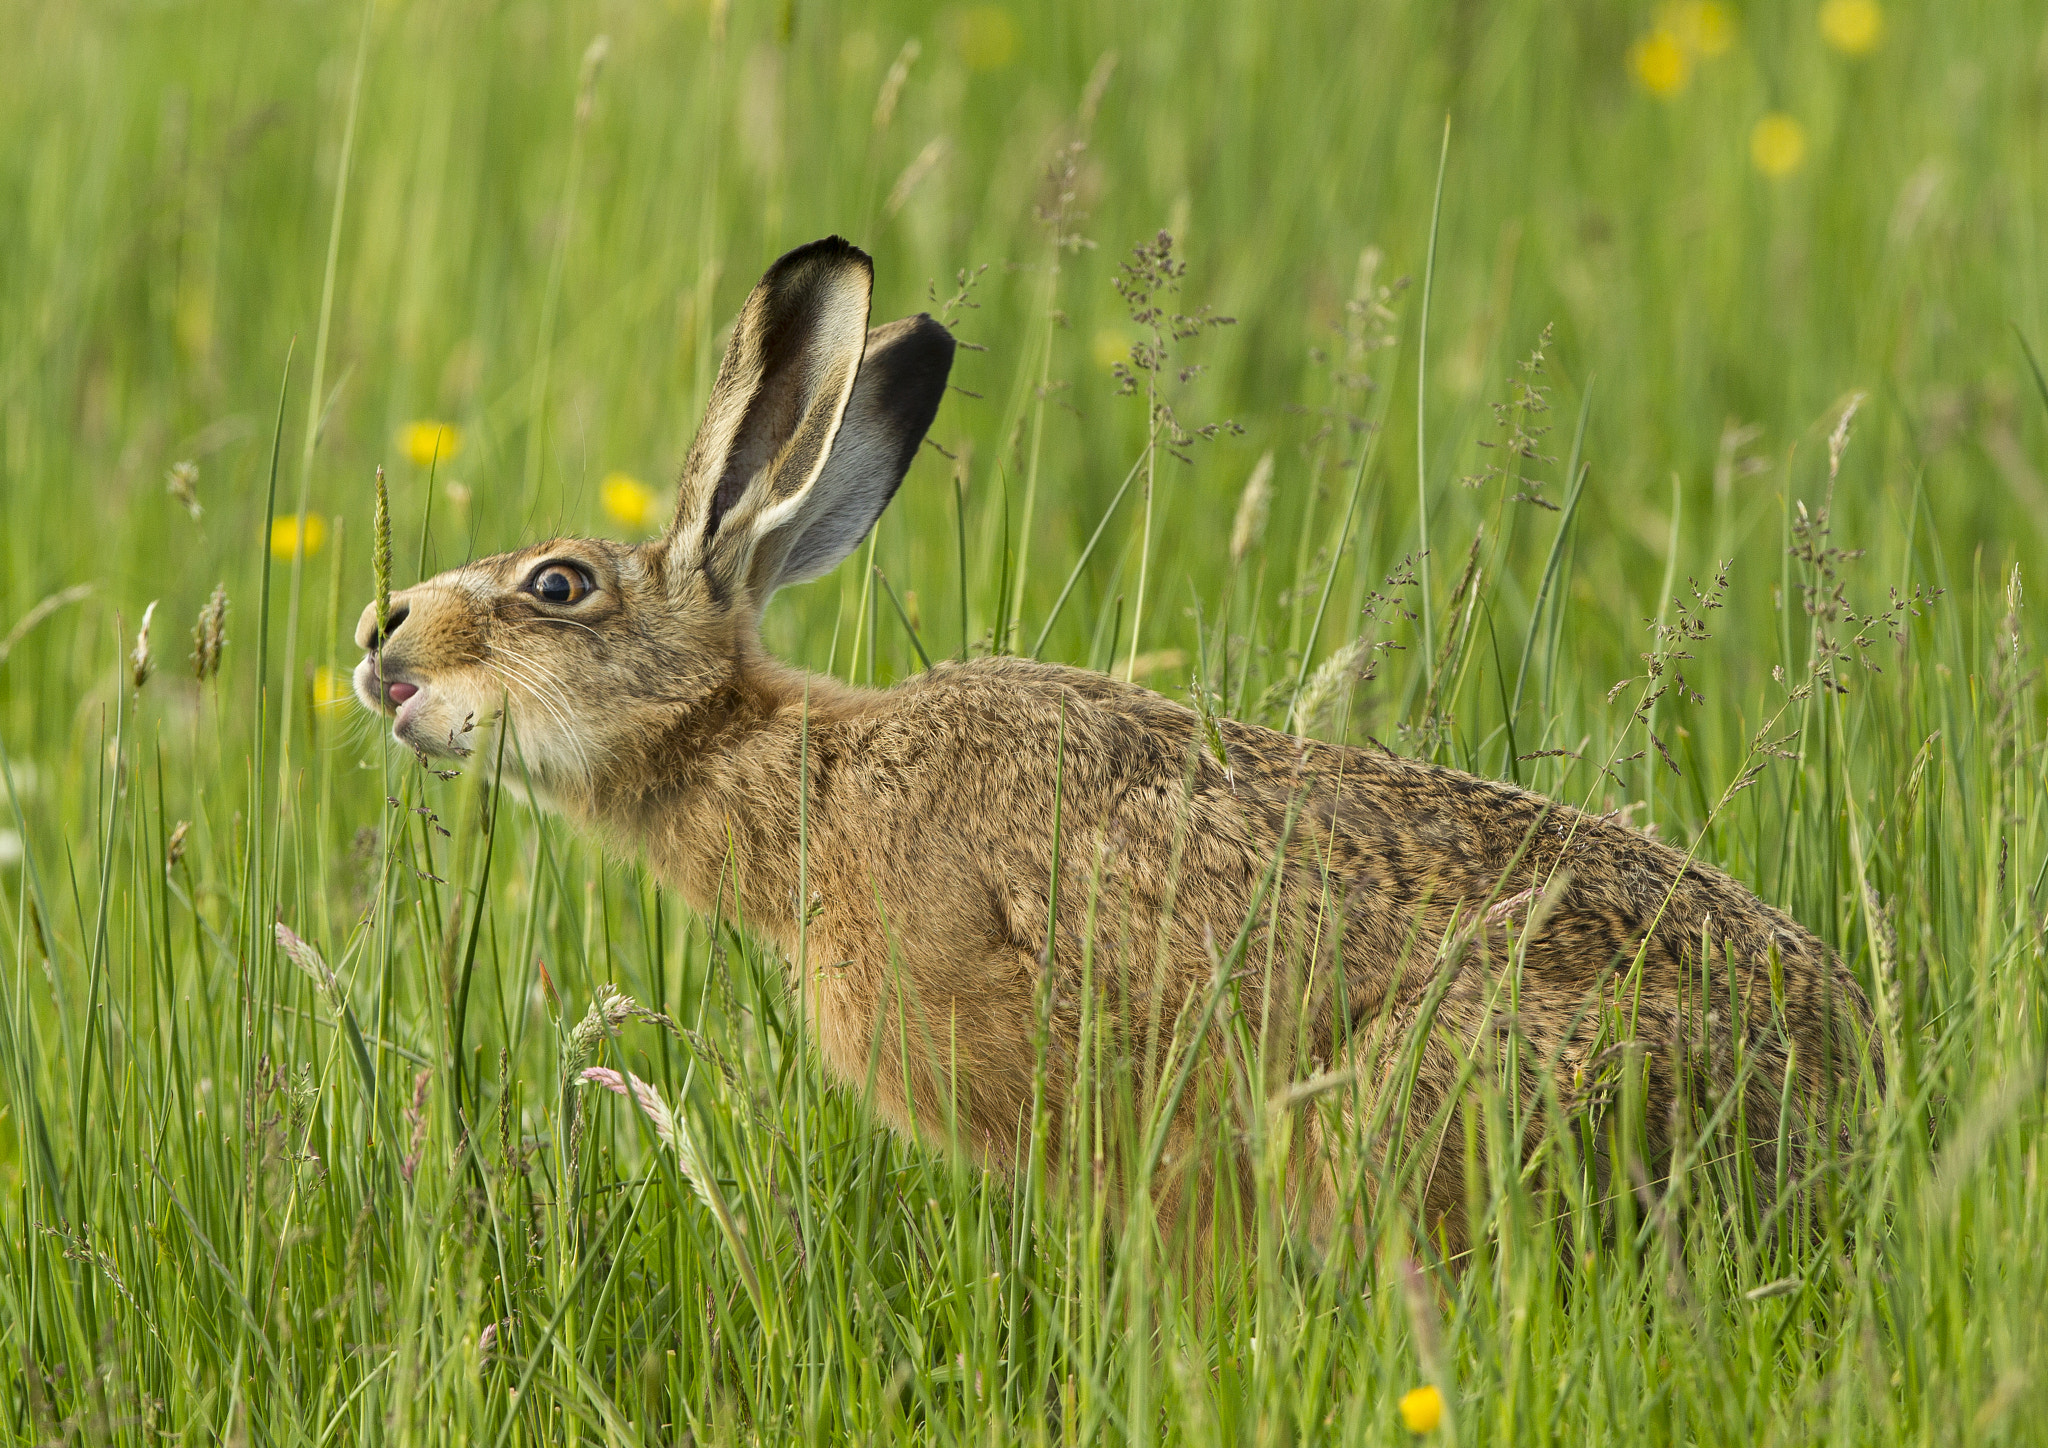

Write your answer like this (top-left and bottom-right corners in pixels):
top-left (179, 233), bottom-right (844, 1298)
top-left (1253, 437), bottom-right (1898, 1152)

top-left (355, 237), bottom-right (1879, 1256)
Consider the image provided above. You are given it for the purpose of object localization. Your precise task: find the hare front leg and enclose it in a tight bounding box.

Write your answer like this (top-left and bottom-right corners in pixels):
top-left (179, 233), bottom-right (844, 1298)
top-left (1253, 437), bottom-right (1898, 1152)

top-left (797, 919), bottom-right (1054, 1173)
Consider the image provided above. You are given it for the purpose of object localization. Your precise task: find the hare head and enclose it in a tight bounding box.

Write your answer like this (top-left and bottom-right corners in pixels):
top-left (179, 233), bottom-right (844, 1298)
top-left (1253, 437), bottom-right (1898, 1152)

top-left (350, 237), bottom-right (954, 802)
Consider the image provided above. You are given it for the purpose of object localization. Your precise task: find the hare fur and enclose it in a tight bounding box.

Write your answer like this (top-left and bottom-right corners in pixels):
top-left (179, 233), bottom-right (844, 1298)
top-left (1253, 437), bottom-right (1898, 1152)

top-left (354, 237), bottom-right (1879, 1258)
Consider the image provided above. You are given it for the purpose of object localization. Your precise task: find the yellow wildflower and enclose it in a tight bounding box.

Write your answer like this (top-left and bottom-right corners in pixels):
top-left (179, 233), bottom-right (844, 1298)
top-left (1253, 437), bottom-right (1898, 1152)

top-left (953, 5), bottom-right (1018, 72)
top-left (1819, 0), bottom-right (1883, 55)
top-left (1629, 30), bottom-right (1691, 97)
top-left (399, 420), bottom-right (464, 468)
top-left (600, 472), bottom-right (661, 533)
top-left (270, 514), bottom-right (328, 560)
top-left (1664, 0), bottom-right (1735, 58)
top-left (313, 665), bottom-right (352, 709)
top-left (1398, 1384), bottom-right (1444, 1434)
top-left (1750, 113), bottom-right (1809, 177)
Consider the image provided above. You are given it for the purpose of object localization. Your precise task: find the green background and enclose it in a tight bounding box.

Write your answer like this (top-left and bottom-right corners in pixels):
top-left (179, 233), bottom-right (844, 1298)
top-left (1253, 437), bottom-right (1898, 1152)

top-left (0, 0), bottom-right (2044, 1441)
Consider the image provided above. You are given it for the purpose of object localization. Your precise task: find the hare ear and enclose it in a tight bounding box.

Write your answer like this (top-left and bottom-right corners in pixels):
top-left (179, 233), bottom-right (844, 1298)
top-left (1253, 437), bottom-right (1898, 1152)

top-left (748, 313), bottom-right (955, 598)
top-left (665, 237), bottom-right (874, 594)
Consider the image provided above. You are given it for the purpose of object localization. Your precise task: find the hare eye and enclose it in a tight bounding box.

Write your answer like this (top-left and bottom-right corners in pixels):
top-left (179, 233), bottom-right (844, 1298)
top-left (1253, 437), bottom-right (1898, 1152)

top-left (529, 563), bottom-right (592, 606)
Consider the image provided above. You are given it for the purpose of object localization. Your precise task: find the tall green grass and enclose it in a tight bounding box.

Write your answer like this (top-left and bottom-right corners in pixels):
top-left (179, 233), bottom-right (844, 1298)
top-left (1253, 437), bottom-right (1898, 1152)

top-left (2, 0), bottom-right (2046, 1440)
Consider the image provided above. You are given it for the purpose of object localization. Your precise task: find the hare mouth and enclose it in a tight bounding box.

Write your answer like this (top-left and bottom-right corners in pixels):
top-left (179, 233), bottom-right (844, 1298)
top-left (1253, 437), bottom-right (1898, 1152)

top-left (353, 654), bottom-right (417, 714)
top-left (391, 686), bottom-right (429, 732)
top-left (353, 656), bottom-right (441, 734)
top-left (353, 655), bottom-right (480, 760)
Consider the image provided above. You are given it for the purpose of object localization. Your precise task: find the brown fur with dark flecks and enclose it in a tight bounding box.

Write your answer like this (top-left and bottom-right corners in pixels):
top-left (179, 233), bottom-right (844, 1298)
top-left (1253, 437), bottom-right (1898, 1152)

top-left (354, 238), bottom-right (1880, 1261)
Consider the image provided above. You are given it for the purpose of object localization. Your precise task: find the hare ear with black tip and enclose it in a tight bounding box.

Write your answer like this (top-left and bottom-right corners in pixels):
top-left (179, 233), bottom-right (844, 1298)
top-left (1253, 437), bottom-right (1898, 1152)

top-left (759, 312), bottom-right (955, 598)
top-left (663, 235), bottom-right (955, 608)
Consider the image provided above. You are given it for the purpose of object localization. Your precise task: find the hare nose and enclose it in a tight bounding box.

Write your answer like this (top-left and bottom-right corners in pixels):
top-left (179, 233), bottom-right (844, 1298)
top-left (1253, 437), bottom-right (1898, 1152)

top-left (354, 596), bottom-right (412, 650)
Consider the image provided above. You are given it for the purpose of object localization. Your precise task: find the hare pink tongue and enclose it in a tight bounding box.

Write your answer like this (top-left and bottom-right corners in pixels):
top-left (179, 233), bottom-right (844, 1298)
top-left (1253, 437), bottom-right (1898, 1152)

top-left (389, 681), bottom-right (428, 734)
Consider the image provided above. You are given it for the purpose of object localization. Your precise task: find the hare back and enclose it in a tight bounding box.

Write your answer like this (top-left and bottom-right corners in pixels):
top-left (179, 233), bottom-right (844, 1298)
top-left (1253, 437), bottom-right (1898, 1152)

top-left (752, 655), bottom-right (1874, 1162)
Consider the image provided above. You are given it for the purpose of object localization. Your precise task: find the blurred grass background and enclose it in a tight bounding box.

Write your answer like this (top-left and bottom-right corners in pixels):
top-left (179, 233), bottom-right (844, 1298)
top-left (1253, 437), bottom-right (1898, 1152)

top-left (2, 0), bottom-right (2046, 1441)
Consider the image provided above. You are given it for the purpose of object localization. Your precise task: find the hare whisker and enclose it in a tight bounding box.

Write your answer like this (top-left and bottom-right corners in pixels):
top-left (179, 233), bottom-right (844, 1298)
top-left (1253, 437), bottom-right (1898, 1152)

top-left (485, 651), bottom-right (576, 735)
top-left (485, 649), bottom-right (594, 779)
top-left (510, 615), bottom-right (607, 643)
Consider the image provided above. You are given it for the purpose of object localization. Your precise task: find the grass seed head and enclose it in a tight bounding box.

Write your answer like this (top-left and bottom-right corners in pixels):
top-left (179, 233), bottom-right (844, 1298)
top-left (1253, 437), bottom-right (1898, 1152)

top-left (165, 460), bottom-right (201, 519)
top-left (190, 584), bottom-right (228, 682)
top-left (1464, 323), bottom-right (1557, 499)
top-left (577, 34), bottom-right (610, 123)
top-left (566, 983), bottom-right (636, 1065)
top-left (478, 1318), bottom-right (511, 1361)
top-left (402, 1068), bottom-right (433, 1184)
top-left (1111, 230), bottom-right (1241, 459)
top-left (564, 982), bottom-right (679, 1068)
top-left (872, 37), bottom-right (920, 134)
top-left (275, 922), bottom-right (340, 1003)
top-left (1827, 391), bottom-right (1865, 482)
top-left (1296, 637), bottom-right (1372, 734)
top-left (373, 465), bottom-right (392, 633)
top-left (579, 1066), bottom-right (726, 1223)
top-left (129, 599), bottom-right (158, 690)
top-left (580, 1067), bottom-right (678, 1150)
top-left (1229, 450), bottom-right (1274, 566)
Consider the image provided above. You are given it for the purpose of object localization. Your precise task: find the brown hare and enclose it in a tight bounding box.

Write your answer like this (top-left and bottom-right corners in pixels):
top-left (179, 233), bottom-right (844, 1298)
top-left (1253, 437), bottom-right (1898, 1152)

top-left (353, 236), bottom-right (1879, 1260)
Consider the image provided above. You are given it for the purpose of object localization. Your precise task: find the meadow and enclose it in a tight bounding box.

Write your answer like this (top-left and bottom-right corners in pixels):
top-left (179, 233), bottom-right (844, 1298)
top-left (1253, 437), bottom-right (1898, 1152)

top-left (2, 0), bottom-right (2046, 1440)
